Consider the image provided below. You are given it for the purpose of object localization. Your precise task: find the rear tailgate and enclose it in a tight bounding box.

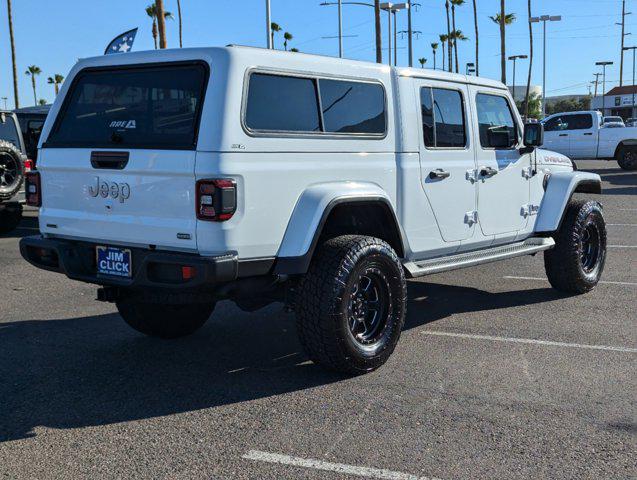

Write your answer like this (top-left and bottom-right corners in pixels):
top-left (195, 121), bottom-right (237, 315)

top-left (38, 61), bottom-right (209, 251)
top-left (39, 148), bottom-right (197, 250)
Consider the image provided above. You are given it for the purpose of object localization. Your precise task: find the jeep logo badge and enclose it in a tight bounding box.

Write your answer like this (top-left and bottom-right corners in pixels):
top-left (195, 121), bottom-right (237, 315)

top-left (88, 177), bottom-right (131, 203)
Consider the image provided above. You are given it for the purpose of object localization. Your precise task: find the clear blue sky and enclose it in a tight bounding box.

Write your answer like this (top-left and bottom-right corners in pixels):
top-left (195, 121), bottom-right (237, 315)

top-left (0, 0), bottom-right (634, 108)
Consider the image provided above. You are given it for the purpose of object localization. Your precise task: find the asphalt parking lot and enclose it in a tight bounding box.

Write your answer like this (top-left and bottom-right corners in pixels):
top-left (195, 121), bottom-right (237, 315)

top-left (0, 160), bottom-right (635, 479)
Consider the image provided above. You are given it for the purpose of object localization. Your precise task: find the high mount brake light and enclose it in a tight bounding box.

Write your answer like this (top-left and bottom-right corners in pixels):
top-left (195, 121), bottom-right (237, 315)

top-left (25, 171), bottom-right (42, 207)
top-left (196, 179), bottom-right (237, 221)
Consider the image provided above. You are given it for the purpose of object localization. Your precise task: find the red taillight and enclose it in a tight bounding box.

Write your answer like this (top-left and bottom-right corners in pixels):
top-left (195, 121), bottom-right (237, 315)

top-left (25, 171), bottom-right (41, 207)
top-left (24, 159), bottom-right (34, 172)
top-left (196, 179), bottom-right (237, 221)
top-left (181, 266), bottom-right (197, 280)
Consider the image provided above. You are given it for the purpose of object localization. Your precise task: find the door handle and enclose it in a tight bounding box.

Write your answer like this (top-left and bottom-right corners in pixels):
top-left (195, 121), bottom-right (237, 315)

top-left (479, 166), bottom-right (498, 177)
top-left (559, 134), bottom-right (568, 137)
top-left (583, 133), bottom-right (593, 136)
top-left (429, 168), bottom-right (451, 180)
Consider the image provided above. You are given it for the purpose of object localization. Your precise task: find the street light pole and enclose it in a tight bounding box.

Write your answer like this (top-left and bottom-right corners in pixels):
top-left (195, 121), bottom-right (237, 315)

top-left (508, 54), bottom-right (528, 100)
top-left (393, 10), bottom-right (397, 66)
top-left (596, 61), bottom-right (614, 115)
top-left (338, 0), bottom-right (343, 58)
top-left (407, 0), bottom-right (413, 67)
top-left (266, 0), bottom-right (272, 49)
top-left (531, 15), bottom-right (562, 117)
top-left (623, 46), bottom-right (637, 118)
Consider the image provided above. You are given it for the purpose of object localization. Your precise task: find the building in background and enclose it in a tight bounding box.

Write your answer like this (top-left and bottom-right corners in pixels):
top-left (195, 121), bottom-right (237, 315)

top-left (591, 85), bottom-right (637, 119)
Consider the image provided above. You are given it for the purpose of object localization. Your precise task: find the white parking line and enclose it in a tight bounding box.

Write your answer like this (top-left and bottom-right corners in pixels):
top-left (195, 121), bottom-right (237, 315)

top-left (422, 331), bottom-right (637, 353)
top-left (242, 450), bottom-right (440, 480)
top-left (607, 223), bottom-right (637, 227)
top-left (608, 245), bottom-right (637, 248)
top-left (504, 275), bottom-right (637, 287)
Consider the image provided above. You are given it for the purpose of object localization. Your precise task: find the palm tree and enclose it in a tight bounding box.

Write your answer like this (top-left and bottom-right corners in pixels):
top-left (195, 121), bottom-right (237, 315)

top-left (450, 30), bottom-right (469, 73)
top-left (418, 58), bottom-right (427, 68)
top-left (472, 0), bottom-right (479, 76)
top-left (38, 99), bottom-right (47, 106)
top-left (431, 42), bottom-right (439, 70)
top-left (146, 4), bottom-right (173, 49)
top-left (25, 65), bottom-right (41, 106)
top-left (439, 34), bottom-right (449, 72)
top-left (450, 0), bottom-right (465, 73)
top-left (270, 22), bottom-right (282, 49)
top-left (283, 32), bottom-right (293, 51)
top-left (47, 74), bottom-right (64, 96)
top-left (6, 0), bottom-right (19, 108)
top-left (155, 0), bottom-right (168, 48)
top-left (490, 11), bottom-right (516, 84)
top-left (177, 0), bottom-right (183, 47)
top-left (524, 0), bottom-right (534, 119)
top-left (445, 1), bottom-right (453, 72)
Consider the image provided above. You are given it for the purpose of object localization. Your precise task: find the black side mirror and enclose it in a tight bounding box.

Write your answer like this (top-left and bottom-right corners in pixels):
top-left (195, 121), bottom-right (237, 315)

top-left (523, 122), bottom-right (544, 148)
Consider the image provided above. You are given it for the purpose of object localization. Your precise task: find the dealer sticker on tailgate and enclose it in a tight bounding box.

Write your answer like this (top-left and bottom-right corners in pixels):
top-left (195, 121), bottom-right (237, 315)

top-left (96, 246), bottom-right (132, 278)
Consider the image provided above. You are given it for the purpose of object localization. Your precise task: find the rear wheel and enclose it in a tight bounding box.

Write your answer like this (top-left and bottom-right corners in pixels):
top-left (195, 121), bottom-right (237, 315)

top-left (616, 146), bottom-right (637, 170)
top-left (116, 299), bottom-right (215, 339)
top-left (544, 200), bottom-right (606, 294)
top-left (295, 235), bottom-right (407, 375)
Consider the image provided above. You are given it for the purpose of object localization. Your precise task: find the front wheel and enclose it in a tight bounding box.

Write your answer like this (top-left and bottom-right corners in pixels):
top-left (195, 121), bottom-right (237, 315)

top-left (295, 235), bottom-right (407, 375)
top-left (544, 200), bottom-right (607, 294)
top-left (616, 146), bottom-right (637, 170)
top-left (116, 299), bottom-right (215, 339)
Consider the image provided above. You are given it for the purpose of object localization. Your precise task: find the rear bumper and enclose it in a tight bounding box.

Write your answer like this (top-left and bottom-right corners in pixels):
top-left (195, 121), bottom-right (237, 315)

top-left (19, 236), bottom-right (239, 289)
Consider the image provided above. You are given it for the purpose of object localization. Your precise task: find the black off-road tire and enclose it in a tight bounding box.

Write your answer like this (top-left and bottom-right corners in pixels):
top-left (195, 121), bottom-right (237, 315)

top-left (0, 141), bottom-right (24, 201)
top-left (295, 235), bottom-right (407, 375)
top-left (544, 200), bottom-right (606, 294)
top-left (616, 146), bottom-right (637, 170)
top-left (0, 203), bottom-right (23, 234)
top-left (116, 300), bottom-right (215, 339)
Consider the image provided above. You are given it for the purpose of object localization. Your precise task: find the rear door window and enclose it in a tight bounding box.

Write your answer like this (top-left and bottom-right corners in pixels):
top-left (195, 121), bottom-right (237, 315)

top-left (46, 63), bottom-right (208, 149)
top-left (420, 87), bottom-right (467, 148)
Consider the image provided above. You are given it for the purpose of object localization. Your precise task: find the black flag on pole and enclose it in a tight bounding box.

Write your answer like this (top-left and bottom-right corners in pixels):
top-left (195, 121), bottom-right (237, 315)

top-left (104, 28), bottom-right (138, 55)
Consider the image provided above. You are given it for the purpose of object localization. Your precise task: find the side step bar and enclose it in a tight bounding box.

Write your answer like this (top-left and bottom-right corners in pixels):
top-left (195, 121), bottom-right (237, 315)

top-left (403, 237), bottom-right (555, 278)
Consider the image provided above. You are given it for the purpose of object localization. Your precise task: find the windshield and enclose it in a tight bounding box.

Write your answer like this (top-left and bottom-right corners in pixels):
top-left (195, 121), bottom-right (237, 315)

top-left (605, 117), bottom-right (623, 123)
top-left (46, 62), bottom-right (208, 149)
top-left (0, 115), bottom-right (22, 150)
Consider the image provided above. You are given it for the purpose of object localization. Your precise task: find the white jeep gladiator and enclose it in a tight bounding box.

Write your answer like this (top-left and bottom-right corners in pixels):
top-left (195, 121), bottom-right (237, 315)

top-left (21, 46), bottom-right (606, 374)
top-left (542, 110), bottom-right (637, 170)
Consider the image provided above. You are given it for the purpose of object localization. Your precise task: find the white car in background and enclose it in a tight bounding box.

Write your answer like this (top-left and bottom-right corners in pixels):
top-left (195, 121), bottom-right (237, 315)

top-left (602, 116), bottom-right (625, 128)
top-left (542, 110), bottom-right (637, 169)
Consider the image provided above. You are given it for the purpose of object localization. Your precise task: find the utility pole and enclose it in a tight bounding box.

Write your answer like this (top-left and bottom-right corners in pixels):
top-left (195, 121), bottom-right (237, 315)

top-left (266, 0), bottom-right (272, 49)
top-left (593, 72), bottom-right (602, 98)
top-left (596, 61), bottom-right (614, 115)
top-left (407, 0), bottom-right (413, 67)
top-left (156, 0), bottom-right (167, 48)
top-left (618, 0), bottom-right (632, 86)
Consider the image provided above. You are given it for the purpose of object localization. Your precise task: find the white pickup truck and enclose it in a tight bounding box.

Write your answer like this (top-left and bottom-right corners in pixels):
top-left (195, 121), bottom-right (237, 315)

top-left (542, 110), bottom-right (637, 170)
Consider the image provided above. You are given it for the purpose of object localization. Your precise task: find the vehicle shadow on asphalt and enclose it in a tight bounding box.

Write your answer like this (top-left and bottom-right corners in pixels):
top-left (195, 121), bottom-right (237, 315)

top-left (0, 282), bottom-right (571, 443)
top-left (0, 213), bottom-right (39, 240)
top-left (578, 167), bottom-right (637, 196)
